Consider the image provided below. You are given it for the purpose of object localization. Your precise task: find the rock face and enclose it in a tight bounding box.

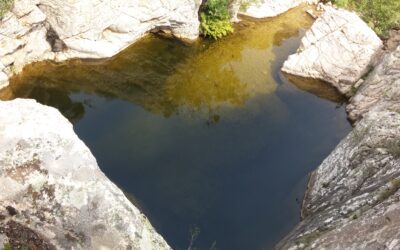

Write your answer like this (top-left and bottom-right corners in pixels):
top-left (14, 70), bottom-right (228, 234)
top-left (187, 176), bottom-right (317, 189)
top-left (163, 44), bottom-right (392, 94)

top-left (282, 7), bottom-right (382, 95)
top-left (277, 110), bottom-right (400, 249)
top-left (0, 99), bottom-right (170, 249)
top-left (229, 0), bottom-right (316, 20)
top-left (347, 46), bottom-right (400, 122)
top-left (244, 0), bottom-right (316, 18)
top-left (277, 41), bottom-right (400, 248)
top-left (0, 0), bottom-right (201, 89)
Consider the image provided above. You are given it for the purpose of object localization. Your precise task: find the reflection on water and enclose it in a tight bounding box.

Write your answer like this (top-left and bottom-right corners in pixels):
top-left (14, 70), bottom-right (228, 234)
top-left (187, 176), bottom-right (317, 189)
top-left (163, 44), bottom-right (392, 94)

top-left (1, 6), bottom-right (351, 250)
top-left (282, 73), bottom-right (346, 104)
top-left (3, 5), bottom-right (314, 121)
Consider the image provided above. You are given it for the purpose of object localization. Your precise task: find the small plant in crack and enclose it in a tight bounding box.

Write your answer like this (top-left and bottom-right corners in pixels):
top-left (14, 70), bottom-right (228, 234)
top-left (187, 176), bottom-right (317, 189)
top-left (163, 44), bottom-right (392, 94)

top-left (351, 125), bottom-right (370, 145)
top-left (386, 140), bottom-right (400, 158)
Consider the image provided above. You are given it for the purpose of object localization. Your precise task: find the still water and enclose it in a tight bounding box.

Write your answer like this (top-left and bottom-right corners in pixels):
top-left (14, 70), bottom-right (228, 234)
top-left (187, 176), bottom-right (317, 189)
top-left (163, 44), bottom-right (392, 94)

top-left (1, 6), bottom-right (351, 250)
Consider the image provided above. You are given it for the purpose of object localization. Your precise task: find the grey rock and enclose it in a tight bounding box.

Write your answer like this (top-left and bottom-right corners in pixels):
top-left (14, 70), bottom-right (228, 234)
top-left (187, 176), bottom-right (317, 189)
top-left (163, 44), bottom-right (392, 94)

top-left (277, 110), bottom-right (400, 250)
top-left (0, 99), bottom-right (171, 250)
top-left (229, 0), bottom-right (317, 20)
top-left (347, 46), bottom-right (400, 123)
top-left (282, 7), bottom-right (382, 95)
top-left (242, 0), bottom-right (317, 18)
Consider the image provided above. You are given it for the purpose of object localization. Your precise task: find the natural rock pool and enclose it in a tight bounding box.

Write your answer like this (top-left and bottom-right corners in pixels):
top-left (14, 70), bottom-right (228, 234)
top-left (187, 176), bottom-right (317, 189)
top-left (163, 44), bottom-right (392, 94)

top-left (0, 6), bottom-right (351, 250)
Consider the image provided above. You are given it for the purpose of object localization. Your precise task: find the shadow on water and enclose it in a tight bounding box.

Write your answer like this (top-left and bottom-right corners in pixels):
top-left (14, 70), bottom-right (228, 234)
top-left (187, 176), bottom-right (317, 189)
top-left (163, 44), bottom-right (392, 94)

top-left (0, 5), bottom-right (351, 250)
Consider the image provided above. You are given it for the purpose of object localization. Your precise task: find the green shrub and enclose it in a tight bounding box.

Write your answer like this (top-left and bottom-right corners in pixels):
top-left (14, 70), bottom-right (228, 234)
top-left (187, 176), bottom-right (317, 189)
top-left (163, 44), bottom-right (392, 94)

top-left (0, 0), bottom-right (13, 19)
top-left (200, 0), bottom-right (234, 39)
top-left (332, 0), bottom-right (349, 7)
top-left (332, 0), bottom-right (400, 37)
top-left (1, 244), bottom-right (12, 250)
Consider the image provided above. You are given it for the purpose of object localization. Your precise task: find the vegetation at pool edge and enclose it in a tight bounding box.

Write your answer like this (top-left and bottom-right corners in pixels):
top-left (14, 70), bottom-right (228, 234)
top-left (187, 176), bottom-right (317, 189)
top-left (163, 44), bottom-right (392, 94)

top-left (200, 0), bottom-right (261, 40)
top-left (200, 0), bottom-right (234, 39)
top-left (328, 0), bottom-right (400, 37)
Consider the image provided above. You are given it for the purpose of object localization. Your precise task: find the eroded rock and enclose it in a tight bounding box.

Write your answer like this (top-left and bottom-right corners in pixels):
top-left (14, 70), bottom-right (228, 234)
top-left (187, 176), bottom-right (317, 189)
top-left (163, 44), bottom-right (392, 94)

top-left (0, 99), bottom-right (171, 249)
top-left (282, 6), bottom-right (382, 95)
top-left (277, 110), bottom-right (400, 249)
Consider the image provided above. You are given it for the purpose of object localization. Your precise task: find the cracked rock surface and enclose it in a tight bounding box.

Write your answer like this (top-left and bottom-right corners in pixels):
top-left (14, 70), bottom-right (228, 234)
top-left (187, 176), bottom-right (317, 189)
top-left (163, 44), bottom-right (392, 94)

top-left (0, 99), bottom-right (171, 250)
top-left (282, 6), bottom-right (382, 95)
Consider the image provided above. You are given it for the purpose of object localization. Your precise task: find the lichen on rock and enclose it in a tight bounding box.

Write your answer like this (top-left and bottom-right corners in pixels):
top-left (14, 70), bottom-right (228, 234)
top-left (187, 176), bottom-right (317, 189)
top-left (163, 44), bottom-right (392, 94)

top-left (347, 45), bottom-right (400, 123)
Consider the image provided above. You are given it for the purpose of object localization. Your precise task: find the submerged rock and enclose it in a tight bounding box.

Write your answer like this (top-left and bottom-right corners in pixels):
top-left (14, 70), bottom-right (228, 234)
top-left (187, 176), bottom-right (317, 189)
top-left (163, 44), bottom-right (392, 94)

top-left (282, 7), bottom-right (382, 95)
top-left (277, 110), bottom-right (400, 249)
top-left (0, 99), bottom-right (170, 249)
top-left (347, 45), bottom-right (400, 123)
top-left (0, 0), bottom-right (201, 89)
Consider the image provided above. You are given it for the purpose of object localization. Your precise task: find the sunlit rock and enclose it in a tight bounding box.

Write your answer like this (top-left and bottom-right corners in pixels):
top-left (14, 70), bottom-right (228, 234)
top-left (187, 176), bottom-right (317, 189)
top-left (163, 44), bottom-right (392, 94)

top-left (0, 0), bottom-right (201, 89)
top-left (282, 7), bottom-right (382, 95)
top-left (0, 99), bottom-right (170, 249)
top-left (347, 45), bottom-right (400, 123)
top-left (229, 0), bottom-right (317, 20)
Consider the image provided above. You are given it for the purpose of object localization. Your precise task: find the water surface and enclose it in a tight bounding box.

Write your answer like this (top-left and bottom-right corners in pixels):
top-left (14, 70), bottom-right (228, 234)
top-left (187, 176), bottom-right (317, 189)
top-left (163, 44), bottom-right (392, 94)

top-left (1, 6), bottom-right (351, 250)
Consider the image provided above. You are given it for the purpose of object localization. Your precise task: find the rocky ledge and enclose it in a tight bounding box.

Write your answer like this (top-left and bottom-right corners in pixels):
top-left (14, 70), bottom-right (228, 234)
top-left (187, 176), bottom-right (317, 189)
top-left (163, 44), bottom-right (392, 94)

top-left (278, 109), bottom-right (400, 249)
top-left (0, 0), bottom-right (201, 89)
top-left (279, 4), bottom-right (400, 250)
top-left (282, 6), bottom-right (382, 96)
top-left (0, 99), bottom-right (170, 249)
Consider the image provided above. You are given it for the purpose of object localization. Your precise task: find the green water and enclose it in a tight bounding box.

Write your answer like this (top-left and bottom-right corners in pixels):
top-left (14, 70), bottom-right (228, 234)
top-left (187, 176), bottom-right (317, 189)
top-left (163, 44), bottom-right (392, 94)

top-left (1, 6), bottom-right (351, 250)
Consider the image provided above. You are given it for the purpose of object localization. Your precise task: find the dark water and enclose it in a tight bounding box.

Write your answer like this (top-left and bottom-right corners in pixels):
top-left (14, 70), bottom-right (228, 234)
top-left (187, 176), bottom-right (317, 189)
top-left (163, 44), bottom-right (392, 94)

top-left (1, 7), bottom-right (351, 250)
